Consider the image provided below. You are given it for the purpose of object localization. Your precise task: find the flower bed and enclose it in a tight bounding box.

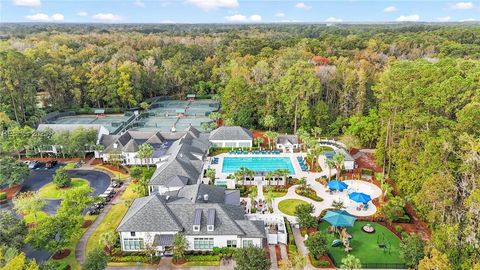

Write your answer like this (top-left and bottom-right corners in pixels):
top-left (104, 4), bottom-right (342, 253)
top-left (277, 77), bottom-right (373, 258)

top-left (295, 187), bottom-right (323, 202)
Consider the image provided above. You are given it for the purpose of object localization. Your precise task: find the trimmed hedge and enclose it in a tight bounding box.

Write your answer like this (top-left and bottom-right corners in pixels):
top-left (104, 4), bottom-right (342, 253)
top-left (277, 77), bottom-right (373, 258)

top-left (295, 188), bottom-right (323, 202)
top-left (185, 255), bottom-right (221, 262)
top-left (309, 255), bottom-right (330, 268)
top-left (109, 255), bottom-right (160, 263)
top-left (0, 192), bottom-right (7, 200)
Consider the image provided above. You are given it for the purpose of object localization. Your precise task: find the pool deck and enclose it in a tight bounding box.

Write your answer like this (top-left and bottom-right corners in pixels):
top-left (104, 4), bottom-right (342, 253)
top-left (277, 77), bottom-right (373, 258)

top-left (209, 151), bottom-right (382, 221)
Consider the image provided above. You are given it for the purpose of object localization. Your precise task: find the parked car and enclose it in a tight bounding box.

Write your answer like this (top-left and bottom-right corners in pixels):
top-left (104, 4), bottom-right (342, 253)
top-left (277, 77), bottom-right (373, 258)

top-left (111, 180), bottom-right (123, 188)
top-left (74, 162), bottom-right (82, 168)
top-left (45, 160), bottom-right (58, 169)
top-left (99, 194), bottom-right (111, 202)
top-left (28, 161), bottom-right (40, 169)
top-left (88, 208), bottom-right (100, 215)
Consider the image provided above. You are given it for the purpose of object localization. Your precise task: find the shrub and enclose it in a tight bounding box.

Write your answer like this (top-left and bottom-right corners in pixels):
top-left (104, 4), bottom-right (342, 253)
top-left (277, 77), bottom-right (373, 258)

top-left (53, 169), bottom-right (72, 188)
top-left (395, 225), bottom-right (404, 234)
top-left (0, 192), bottom-right (7, 200)
top-left (109, 255), bottom-right (160, 263)
top-left (185, 255), bottom-right (221, 262)
top-left (310, 255), bottom-right (330, 268)
top-left (295, 187), bottom-right (323, 202)
top-left (40, 260), bottom-right (69, 270)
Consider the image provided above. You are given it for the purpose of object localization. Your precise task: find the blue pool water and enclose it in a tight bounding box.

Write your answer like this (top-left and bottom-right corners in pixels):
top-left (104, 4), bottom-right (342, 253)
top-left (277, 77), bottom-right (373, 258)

top-left (222, 157), bottom-right (295, 174)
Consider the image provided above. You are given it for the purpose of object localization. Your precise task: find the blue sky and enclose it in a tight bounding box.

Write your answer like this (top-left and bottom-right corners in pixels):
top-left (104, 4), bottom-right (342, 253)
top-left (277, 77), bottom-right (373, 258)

top-left (1, 0), bottom-right (479, 23)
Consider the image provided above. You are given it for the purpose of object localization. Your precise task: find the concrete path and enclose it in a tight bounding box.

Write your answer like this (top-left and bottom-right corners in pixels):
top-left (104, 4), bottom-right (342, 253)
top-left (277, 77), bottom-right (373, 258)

top-left (279, 244), bottom-right (288, 261)
top-left (75, 177), bottom-right (129, 264)
top-left (269, 245), bottom-right (278, 270)
top-left (292, 227), bottom-right (317, 270)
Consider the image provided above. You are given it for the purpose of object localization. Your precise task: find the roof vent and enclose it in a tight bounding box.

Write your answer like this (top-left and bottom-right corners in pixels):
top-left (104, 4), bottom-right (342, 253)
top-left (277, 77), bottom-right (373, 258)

top-left (113, 143), bottom-right (118, 148)
top-left (165, 195), bottom-right (170, 201)
top-left (203, 194), bottom-right (209, 202)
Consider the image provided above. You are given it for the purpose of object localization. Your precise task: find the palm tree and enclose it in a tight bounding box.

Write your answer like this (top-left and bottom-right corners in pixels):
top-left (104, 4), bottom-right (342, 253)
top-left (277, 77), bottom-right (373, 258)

top-left (265, 171), bottom-right (274, 185)
top-left (205, 168), bottom-right (216, 184)
top-left (274, 169), bottom-right (290, 185)
top-left (333, 152), bottom-right (345, 179)
top-left (296, 128), bottom-right (310, 152)
top-left (298, 177), bottom-right (308, 191)
top-left (254, 137), bottom-right (265, 148)
top-left (172, 233), bottom-right (189, 264)
top-left (326, 159), bottom-right (336, 180)
top-left (265, 186), bottom-right (274, 212)
top-left (331, 200), bottom-right (345, 210)
top-left (99, 231), bottom-right (118, 256)
top-left (234, 167), bottom-right (255, 185)
top-left (264, 131), bottom-right (278, 150)
top-left (137, 143), bottom-right (154, 168)
top-left (291, 251), bottom-right (307, 270)
top-left (311, 127), bottom-right (322, 139)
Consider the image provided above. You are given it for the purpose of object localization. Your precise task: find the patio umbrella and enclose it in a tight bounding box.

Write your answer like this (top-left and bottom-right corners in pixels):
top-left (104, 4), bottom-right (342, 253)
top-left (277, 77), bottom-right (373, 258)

top-left (348, 192), bottom-right (372, 204)
top-left (327, 180), bottom-right (349, 191)
top-left (323, 210), bottom-right (357, 227)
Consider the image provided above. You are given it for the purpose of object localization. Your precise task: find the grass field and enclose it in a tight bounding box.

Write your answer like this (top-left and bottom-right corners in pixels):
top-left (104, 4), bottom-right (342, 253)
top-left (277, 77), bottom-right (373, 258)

top-left (319, 221), bottom-right (405, 267)
top-left (278, 199), bottom-right (308, 216)
top-left (38, 178), bottom-right (89, 199)
top-left (86, 203), bottom-right (128, 254)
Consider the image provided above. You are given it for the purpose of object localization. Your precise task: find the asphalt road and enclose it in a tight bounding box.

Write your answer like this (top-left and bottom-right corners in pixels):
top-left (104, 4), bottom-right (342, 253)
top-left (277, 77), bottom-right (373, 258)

top-left (0, 164), bottom-right (111, 264)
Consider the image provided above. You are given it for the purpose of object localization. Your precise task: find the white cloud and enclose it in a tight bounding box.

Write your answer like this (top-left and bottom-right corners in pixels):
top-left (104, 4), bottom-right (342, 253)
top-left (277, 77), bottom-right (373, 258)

top-left (224, 14), bottom-right (262, 23)
top-left (325, 17), bottom-right (342, 22)
top-left (451, 2), bottom-right (474, 10)
top-left (77, 11), bottom-right (88, 16)
top-left (383, 6), bottom-right (397, 13)
top-left (460, 18), bottom-right (476, 22)
top-left (25, 12), bottom-right (64, 22)
top-left (275, 12), bottom-right (285, 18)
top-left (396, 14), bottom-right (420, 22)
top-left (134, 0), bottom-right (145, 8)
top-left (92, 13), bottom-right (124, 22)
top-left (437, 16), bottom-right (451, 22)
top-left (13, 0), bottom-right (40, 7)
top-left (295, 2), bottom-right (311, 10)
top-left (185, 0), bottom-right (239, 11)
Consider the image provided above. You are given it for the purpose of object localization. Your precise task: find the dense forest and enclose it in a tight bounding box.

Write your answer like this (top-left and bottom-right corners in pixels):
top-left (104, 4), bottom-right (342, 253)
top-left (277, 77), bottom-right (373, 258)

top-left (0, 23), bottom-right (479, 269)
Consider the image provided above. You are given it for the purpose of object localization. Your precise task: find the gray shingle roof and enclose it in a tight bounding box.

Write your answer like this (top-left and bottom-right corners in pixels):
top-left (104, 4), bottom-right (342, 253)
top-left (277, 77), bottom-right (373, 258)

top-left (117, 195), bottom-right (183, 232)
top-left (235, 220), bottom-right (266, 238)
top-left (209, 126), bottom-right (252, 141)
top-left (122, 140), bottom-right (139, 152)
top-left (277, 135), bottom-right (299, 145)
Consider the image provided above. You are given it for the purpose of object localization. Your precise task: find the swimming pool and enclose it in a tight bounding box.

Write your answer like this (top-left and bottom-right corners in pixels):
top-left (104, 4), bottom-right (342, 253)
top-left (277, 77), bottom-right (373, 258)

top-left (222, 157), bottom-right (295, 174)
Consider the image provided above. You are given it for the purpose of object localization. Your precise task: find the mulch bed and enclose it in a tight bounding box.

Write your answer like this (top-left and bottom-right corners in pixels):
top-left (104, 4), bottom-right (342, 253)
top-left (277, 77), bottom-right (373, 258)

top-left (275, 245), bottom-right (282, 265)
top-left (102, 164), bottom-right (129, 174)
top-left (82, 220), bottom-right (93, 228)
top-left (52, 249), bottom-right (71, 260)
top-left (0, 184), bottom-right (21, 200)
top-left (90, 158), bottom-right (103, 165)
top-left (319, 255), bottom-right (335, 268)
top-left (172, 258), bottom-right (186, 265)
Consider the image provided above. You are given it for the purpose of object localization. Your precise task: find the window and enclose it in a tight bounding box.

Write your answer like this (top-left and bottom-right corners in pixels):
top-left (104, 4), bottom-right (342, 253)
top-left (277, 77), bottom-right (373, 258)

top-left (242, 240), bottom-right (254, 247)
top-left (193, 225), bottom-right (200, 232)
top-left (193, 238), bottom-right (214, 250)
top-left (207, 225), bottom-right (214, 231)
top-left (123, 238), bottom-right (144, 251)
top-left (227, 240), bottom-right (237, 248)
top-left (130, 232), bottom-right (136, 237)
top-left (238, 142), bottom-right (250, 147)
top-left (225, 142), bottom-right (236, 147)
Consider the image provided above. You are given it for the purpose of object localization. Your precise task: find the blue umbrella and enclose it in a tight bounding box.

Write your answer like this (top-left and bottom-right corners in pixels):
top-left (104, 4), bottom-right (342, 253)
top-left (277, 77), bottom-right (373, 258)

top-left (323, 210), bottom-right (357, 227)
top-left (327, 180), bottom-right (349, 191)
top-left (348, 192), bottom-right (372, 204)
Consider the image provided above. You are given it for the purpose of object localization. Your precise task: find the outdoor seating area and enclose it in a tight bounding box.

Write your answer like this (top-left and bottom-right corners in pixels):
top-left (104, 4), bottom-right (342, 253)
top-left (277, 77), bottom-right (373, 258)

top-left (296, 156), bottom-right (309, 171)
top-left (211, 157), bottom-right (219, 164)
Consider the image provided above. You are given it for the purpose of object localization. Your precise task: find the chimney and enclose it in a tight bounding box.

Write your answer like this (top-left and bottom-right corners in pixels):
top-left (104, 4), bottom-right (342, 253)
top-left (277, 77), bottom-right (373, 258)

top-left (203, 194), bottom-right (209, 202)
top-left (113, 143), bottom-right (118, 149)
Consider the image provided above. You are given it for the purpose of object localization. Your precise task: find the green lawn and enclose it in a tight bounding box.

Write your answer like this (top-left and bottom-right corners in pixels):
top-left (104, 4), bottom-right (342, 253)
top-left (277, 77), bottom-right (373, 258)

top-left (86, 204), bottom-right (128, 254)
top-left (63, 162), bottom-right (76, 170)
top-left (271, 191), bottom-right (287, 198)
top-left (319, 221), bottom-right (405, 267)
top-left (278, 199), bottom-right (308, 216)
top-left (38, 178), bottom-right (89, 199)
top-left (120, 181), bottom-right (140, 201)
top-left (319, 146), bottom-right (334, 152)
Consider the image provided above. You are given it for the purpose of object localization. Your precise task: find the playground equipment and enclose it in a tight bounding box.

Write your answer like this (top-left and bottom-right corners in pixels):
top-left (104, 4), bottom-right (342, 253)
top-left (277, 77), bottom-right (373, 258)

top-left (377, 232), bottom-right (392, 254)
top-left (340, 228), bottom-right (352, 252)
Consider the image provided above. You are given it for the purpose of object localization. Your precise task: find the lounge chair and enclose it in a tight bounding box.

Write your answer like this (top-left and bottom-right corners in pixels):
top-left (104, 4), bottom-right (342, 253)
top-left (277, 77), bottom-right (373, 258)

top-left (261, 150), bottom-right (266, 154)
top-left (243, 150), bottom-right (248, 154)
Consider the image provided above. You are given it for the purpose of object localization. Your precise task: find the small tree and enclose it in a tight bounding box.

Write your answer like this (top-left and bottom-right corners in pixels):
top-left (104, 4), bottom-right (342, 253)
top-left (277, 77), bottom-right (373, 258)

top-left (418, 249), bottom-right (451, 270)
top-left (13, 191), bottom-right (46, 226)
top-left (52, 168), bottom-right (72, 188)
top-left (333, 152), bottom-right (345, 179)
top-left (82, 247), bottom-right (108, 270)
top-left (137, 143), bottom-right (154, 167)
top-left (172, 233), bottom-right (188, 263)
top-left (206, 168), bottom-right (216, 184)
top-left (254, 137), bottom-right (264, 148)
top-left (331, 200), bottom-right (345, 210)
top-left (340, 254), bottom-right (361, 270)
top-left (130, 166), bottom-right (142, 181)
top-left (326, 159), bottom-right (336, 180)
top-left (264, 131), bottom-right (278, 150)
top-left (400, 233), bottom-right (425, 268)
top-left (305, 232), bottom-right (328, 259)
top-left (295, 203), bottom-right (317, 229)
top-left (260, 114), bottom-right (276, 131)
top-left (234, 245), bottom-right (271, 270)
top-left (381, 196), bottom-right (406, 223)
top-left (298, 177), bottom-right (308, 191)
top-left (0, 210), bottom-right (28, 250)
top-left (99, 231), bottom-right (118, 256)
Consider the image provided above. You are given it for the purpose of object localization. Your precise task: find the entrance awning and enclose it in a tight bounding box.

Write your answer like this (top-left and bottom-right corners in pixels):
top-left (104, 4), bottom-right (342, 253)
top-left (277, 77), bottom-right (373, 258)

top-left (153, 234), bottom-right (174, 246)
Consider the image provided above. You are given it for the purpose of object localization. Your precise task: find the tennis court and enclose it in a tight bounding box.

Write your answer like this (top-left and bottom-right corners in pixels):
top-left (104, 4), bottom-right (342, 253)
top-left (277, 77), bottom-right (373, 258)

top-left (51, 114), bottom-right (131, 133)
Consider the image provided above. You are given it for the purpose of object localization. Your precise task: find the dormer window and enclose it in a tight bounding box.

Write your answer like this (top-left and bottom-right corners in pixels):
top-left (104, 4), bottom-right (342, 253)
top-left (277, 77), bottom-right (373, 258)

top-left (193, 225), bottom-right (200, 232)
top-left (207, 208), bottom-right (215, 232)
top-left (193, 209), bottom-right (202, 232)
top-left (207, 225), bottom-right (214, 232)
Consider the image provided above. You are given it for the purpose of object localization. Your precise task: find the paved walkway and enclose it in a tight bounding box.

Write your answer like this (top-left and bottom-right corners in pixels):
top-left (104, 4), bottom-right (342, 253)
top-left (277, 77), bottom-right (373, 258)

top-left (75, 176), bottom-right (130, 264)
top-left (292, 227), bottom-right (317, 270)
top-left (269, 245), bottom-right (278, 270)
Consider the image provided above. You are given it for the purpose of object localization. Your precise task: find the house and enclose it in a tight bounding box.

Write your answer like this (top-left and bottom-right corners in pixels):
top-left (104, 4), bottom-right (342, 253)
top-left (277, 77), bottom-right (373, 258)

top-left (324, 148), bottom-right (355, 171)
top-left (36, 124), bottom-right (109, 155)
top-left (209, 126), bottom-right (253, 148)
top-left (98, 125), bottom-right (208, 166)
top-left (116, 186), bottom-right (266, 255)
top-left (276, 134), bottom-right (300, 153)
top-left (148, 126), bottom-right (211, 194)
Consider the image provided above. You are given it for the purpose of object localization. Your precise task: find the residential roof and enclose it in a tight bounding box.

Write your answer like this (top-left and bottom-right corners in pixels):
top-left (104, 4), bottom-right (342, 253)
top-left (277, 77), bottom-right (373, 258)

top-left (209, 126), bottom-right (253, 141)
top-left (277, 135), bottom-right (299, 145)
top-left (117, 193), bottom-right (265, 238)
top-left (166, 184), bottom-right (234, 204)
